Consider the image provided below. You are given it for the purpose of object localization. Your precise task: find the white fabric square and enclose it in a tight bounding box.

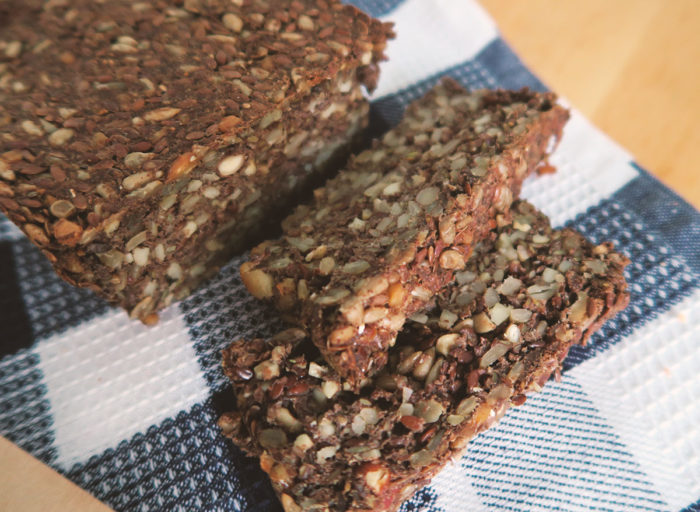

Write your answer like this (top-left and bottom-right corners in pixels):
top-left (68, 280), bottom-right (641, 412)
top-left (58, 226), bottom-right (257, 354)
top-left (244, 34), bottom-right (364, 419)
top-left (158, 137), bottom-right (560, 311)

top-left (457, 376), bottom-right (665, 511)
top-left (373, 0), bottom-right (498, 99)
top-left (431, 458), bottom-right (486, 511)
top-left (35, 306), bottom-right (209, 468)
top-left (570, 289), bottom-right (700, 510)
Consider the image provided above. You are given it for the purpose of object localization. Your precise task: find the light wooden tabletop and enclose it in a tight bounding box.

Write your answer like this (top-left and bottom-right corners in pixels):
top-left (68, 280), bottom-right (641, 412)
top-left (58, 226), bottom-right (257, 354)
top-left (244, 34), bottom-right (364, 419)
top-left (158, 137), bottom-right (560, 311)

top-left (1, 1), bottom-right (698, 511)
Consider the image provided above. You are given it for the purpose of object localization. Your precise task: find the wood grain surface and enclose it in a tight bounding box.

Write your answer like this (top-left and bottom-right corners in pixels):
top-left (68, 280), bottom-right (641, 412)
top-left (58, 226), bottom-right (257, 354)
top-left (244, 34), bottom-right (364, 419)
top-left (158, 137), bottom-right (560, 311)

top-left (0, 437), bottom-right (113, 512)
top-left (1, 1), bottom-right (698, 511)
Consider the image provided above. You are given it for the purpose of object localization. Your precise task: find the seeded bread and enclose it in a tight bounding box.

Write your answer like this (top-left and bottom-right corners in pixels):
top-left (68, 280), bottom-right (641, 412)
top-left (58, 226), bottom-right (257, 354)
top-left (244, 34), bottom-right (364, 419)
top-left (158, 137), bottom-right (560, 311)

top-left (220, 200), bottom-right (629, 512)
top-left (241, 80), bottom-right (569, 384)
top-left (0, 0), bottom-right (393, 321)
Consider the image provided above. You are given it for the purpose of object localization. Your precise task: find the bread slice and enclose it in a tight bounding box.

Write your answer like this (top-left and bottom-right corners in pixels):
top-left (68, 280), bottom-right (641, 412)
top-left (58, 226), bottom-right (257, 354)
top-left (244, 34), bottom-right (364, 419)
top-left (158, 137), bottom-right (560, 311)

top-left (220, 200), bottom-right (629, 512)
top-left (241, 80), bottom-right (569, 384)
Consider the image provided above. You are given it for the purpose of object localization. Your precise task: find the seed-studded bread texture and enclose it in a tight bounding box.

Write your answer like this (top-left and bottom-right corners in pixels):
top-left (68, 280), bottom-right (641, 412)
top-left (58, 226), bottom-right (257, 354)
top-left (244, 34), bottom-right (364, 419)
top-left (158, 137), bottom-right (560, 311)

top-left (0, 0), bottom-right (394, 321)
top-left (241, 80), bottom-right (569, 384)
top-left (221, 200), bottom-right (630, 512)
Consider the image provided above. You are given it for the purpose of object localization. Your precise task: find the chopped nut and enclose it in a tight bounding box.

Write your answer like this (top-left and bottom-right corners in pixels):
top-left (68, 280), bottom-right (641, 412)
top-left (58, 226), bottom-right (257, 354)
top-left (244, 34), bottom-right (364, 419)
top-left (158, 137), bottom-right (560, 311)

top-left (268, 463), bottom-right (292, 485)
top-left (321, 380), bottom-right (340, 399)
top-left (503, 323), bottom-right (521, 344)
top-left (358, 463), bottom-right (390, 494)
top-left (316, 446), bottom-right (338, 464)
top-left (4, 41), bottom-right (22, 59)
top-left (167, 152), bottom-right (197, 182)
top-left (133, 247), bottom-right (150, 266)
top-left (585, 260), bottom-right (608, 275)
top-left (498, 276), bottom-right (522, 296)
top-left (436, 333), bottom-right (460, 356)
top-left (408, 313), bottom-right (428, 324)
top-left (273, 407), bottom-right (303, 432)
top-left (53, 219), bottom-right (82, 246)
top-left (360, 407), bottom-right (379, 425)
top-left (388, 283), bottom-right (406, 308)
top-left (474, 312), bottom-right (496, 333)
top-left (182, 220), bottom-right (197, 238)
top-left (351, 414), bottom-right (367, 435)
top-left (280, 494), bottom-right (302, 512)
top-left (400, 415), bottom-right (425, 431)
top-left (542, 267), bottom-right (561, 283)
top-left (167, 262), bottom-right (183, 280)
top-left (240, 262), bottom-right (274, 299)
top-left (308, 362), bottom-right (327, 379)
top-left (439, 249), bottom-right (466, 270)
top-left (293, 434), bottom-right (313, 454)
top-left (568, 292), bottom-right (589, 322)
top-left (318, 418), bottom-right (335, 439)
top-left (254, 359), bottom-right (280, 381)
top-left (398, 402), bottom-right (414, 417)
top-left (129, 296), bottom-right (154, 320)
top-left (411, 286), bottom-right (432, 301)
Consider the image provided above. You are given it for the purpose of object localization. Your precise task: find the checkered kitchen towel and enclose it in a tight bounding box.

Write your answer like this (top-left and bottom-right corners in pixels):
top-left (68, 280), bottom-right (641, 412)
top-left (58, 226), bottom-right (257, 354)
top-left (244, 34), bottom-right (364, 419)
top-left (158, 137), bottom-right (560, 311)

top-left (1, 1), bottom-right (699, 511)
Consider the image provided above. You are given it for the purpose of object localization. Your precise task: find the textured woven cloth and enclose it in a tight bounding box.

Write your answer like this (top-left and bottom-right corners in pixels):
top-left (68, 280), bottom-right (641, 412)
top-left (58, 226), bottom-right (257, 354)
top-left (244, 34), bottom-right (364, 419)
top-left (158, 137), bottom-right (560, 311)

top-left (1, 1), bottom-right (699, 511)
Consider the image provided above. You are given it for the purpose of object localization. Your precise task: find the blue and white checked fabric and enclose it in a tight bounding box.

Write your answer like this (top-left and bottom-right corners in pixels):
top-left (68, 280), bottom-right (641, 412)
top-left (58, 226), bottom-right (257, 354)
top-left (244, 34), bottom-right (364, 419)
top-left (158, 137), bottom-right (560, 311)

top-left (1, 1), bottom-right (699, 510)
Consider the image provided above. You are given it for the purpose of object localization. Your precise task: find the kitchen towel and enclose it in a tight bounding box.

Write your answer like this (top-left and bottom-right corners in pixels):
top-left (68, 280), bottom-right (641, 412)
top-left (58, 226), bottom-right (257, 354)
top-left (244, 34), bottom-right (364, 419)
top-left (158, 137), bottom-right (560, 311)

top-left (1, 1), bottom-right (698, 510)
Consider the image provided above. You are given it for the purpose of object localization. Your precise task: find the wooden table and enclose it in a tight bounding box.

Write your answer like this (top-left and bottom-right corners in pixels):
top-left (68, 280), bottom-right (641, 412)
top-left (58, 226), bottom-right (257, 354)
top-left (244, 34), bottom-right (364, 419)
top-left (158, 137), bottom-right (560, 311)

top-left (1, 2), bottom-right (698, 511)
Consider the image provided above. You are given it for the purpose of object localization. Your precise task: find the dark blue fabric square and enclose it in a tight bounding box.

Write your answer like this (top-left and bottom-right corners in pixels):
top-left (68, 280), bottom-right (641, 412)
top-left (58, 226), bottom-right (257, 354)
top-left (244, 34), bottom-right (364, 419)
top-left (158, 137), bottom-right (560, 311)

top-left (347, 0), bottom-right (404, 17)
top-left (0, 241), bottom-right (33, 357)
top-left (11, 236), bottom-right (109, 342)
top-left (0, 350), bottom-right (56, 463)
top-left (65, 401), bottom-right (279, 512)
